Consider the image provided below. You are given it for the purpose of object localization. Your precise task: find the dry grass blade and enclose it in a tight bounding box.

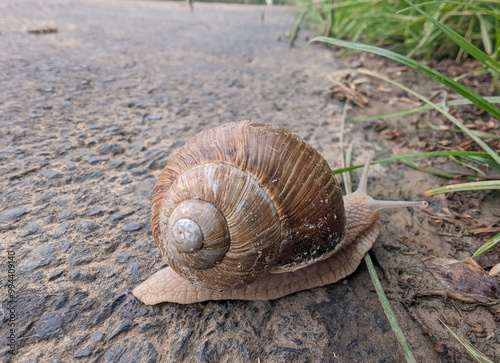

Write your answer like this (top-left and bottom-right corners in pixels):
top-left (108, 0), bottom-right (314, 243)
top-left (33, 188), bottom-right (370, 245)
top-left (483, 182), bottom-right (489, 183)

top-left (439, 320), bottom-right (494, 363)
top-left (327, 75), bottom-right (368, 107)
top-left (420, 181), bottom-right (500, 196)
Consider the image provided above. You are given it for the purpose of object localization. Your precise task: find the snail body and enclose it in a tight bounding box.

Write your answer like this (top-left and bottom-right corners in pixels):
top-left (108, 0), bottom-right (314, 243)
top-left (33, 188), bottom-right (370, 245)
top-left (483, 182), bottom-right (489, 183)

top-left (133, 121), bottom-right (426, 305)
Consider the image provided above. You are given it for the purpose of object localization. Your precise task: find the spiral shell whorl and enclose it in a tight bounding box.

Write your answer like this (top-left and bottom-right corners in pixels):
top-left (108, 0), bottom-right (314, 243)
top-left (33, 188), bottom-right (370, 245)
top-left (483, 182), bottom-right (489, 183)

top-left (158, 163), bottom-right (282, 289)
top-left (166, 199), bottom-right (230, 268)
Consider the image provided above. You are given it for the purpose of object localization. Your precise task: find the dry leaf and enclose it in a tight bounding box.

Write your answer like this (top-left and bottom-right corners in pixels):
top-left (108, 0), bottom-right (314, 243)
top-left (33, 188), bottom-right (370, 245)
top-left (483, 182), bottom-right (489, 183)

top-left (424, 257), bottom-right (500, 303)
top-left (423, 194), bottom-right (455, 219)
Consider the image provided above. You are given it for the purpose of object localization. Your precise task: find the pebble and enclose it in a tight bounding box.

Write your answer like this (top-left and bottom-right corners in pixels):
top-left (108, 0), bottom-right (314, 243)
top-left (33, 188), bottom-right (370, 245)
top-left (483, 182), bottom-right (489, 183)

top-left (147, 114), bottom-right (162, 121)
top-left (70, 270), bottom-right (97, 282)
top-left (49, 269), bottom-right (65, 281)
top-left (109, 159), bottom-right (124, 168)
top-left (131, 168), bottom-right (145, 176)
top-left (173, 330), bottom-right (192, 356)
top-left (57, 211), bottom-right (72, 220)
top-left (53, 221), bottom-right (71, 238)
top-left (29, 110), bottom-right (42, 118)
top-left (126, 162), bottom-right (140, 169)
top-left (60, 240), bottom-right (71, 252)
top-left (33, 312), bottom-right (63, 340)
top-left (74, 344), bottom-right (94, 358)
top-left (91, 331), bottom-right (104, 342)
top-left (66, 245), bottom-right (93, 266)
top-left (19, 223), bottom-right (39, 237)
top-left (105, 126), bottom-right (122, 134)
top-left (0, 206), bottom-right (27, 221)
top-left (144, 158), bottom-right (157, 170)
top-left (32, 203), bottom-right (49, 214)
top-left (173, 107), bottom-right (185, 116)
top-left (120, 177), bottom-right (131, 185)
top-left (129, 262), bottom-right (141, 276)
top-left (109, 323), bottom-right (133, 340)
top-left (350, 60), bottom-right (363, 68)
top-left (40, 169), bottom-right (62, 179)
top-left (79, 220), bottom-right (97, 234)
top-left (104, 343), bottom-right (124, 363)
top-left (87, 208), bottom-right (103, 216)
top-left (144, 149), bottom-right (162, 159)
top-left (123, 223), bottom-right (141, 232)
top-left (115, 253), bottom-right (129, 263)
top-left (20, 244), bottom-right (55, 271)
top-left (84, 156), bottom-right (99, 165)
top-left (92, 294), bottom-right (127, 325)
top-left (133, 140), bottom-right (145, 152)
top-left (97, 143), bottom-right (125, 155)
top-left (110, 210), bottom-right (134, 222)
top-left (66, 161), bottom-right (76, 170)
top-left (35, 191), bottom-right (57, 205)
top-left (53, 295), bottom-right (66, 309)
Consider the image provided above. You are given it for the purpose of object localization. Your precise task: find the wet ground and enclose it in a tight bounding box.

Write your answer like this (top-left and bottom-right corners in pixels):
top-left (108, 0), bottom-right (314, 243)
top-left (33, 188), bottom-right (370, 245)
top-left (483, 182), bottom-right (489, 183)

top-left (1, 0), bottom-right (499, 362)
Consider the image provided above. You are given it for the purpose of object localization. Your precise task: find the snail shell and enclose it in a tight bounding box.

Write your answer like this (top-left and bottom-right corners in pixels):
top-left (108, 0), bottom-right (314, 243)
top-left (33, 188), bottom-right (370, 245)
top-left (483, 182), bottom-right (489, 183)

top-left (151, 121), bottom-right (345, 289)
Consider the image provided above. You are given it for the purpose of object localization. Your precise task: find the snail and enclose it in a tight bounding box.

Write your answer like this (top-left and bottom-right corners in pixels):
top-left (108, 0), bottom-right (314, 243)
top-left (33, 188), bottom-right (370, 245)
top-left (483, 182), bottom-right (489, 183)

top-left (132, 121), bottom-right (427, 305)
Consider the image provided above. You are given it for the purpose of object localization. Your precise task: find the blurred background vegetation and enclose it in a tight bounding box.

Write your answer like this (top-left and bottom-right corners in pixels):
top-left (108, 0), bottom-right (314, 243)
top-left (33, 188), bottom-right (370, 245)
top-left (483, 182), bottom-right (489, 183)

top-left (290, 0), bottom-right (499, 61)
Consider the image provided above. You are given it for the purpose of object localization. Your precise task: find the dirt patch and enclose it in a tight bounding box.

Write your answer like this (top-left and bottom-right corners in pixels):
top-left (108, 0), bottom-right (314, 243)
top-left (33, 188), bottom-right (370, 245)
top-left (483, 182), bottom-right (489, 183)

top-left (0, 0), bottom-right (498, 362)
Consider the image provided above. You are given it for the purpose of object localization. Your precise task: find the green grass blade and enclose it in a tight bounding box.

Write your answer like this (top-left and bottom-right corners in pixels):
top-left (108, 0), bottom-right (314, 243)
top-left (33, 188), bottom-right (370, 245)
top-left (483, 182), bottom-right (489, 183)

top-left (352, 105), bottom-right (430, 121)
top-left (403, 0), bottom-right (500, 73)
top-left (420, 180), bottom-right (500, 196)
top-left (495, 17), bottom-right (500, 60)
top-left (468, 130), bottom-right (500, 141)
top-left (364, 254), bottom-right (417, 363)
top-left (477, 14), bottom-right (493, 56)
top-left (352, 96), bottom-right (500, 122)
top-left (473, 232), bottom-right (500, 257)
top-left (449, 155), bottom-right (486, 176)
top-left (332, 150), bottom-right (495, 174)
top-left (462, 155), bottom-right (500, 169)
top-left (309, 37), bottom-right (500, 120)
top-left (399, 158), bottom-right (478, 180)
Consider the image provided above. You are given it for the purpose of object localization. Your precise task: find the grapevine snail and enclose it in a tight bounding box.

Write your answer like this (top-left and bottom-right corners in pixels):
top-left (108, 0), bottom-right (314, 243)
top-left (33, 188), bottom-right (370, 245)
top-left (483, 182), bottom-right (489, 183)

top-left (132, 121), bottom-right (427, 305)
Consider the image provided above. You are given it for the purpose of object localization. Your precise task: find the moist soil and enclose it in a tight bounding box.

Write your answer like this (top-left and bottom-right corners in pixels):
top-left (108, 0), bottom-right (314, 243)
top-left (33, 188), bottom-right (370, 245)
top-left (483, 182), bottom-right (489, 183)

top-left (1, 1), bottom-right (499, 362)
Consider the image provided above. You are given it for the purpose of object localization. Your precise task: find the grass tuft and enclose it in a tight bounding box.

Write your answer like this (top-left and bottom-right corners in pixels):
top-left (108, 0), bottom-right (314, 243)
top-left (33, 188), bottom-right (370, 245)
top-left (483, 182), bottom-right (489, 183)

top-left (296, 0), bottom-right (499, 61)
